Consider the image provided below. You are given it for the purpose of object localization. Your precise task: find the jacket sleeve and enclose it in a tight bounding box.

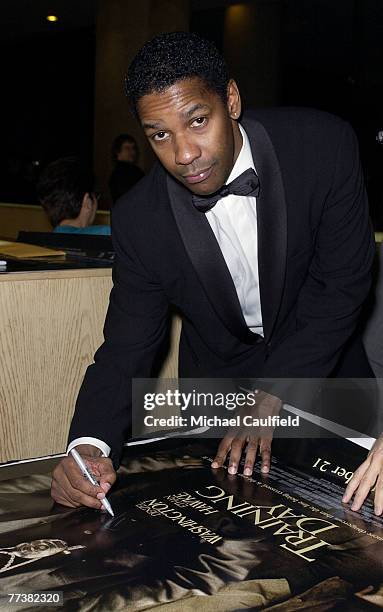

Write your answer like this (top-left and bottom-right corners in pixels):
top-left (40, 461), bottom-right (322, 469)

top-left (260, 121), bottom-right (375, 383)
top-left (68, 208), bottom-right (169, 468)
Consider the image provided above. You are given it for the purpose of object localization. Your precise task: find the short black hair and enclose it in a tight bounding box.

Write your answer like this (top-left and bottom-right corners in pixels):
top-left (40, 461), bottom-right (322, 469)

top-left (37, 157), bottom-right (94, 227)
top-left (125, 31), bottom-right (229, 117)
top-left (111, 133), bottom-right (138, 162)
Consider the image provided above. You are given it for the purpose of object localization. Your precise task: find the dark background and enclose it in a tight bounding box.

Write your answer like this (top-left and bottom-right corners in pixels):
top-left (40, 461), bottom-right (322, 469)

top-left (0, 0), bottom-right (382, 228)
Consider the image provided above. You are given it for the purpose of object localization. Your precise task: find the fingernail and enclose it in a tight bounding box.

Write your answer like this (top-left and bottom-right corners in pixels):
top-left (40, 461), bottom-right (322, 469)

top-left (351, 504), bottom-right (358, 511)
top-left (375, 507), bottom-right (382, 516)
top-left (261, 466), bottom-right (269, 474)
top-left (244, 468), bottom-right (252, 476)
top-left (228, 465), bottom-right (237, 475)
top-left (101, 482), bottom-right (111, 492)
top-left (211, 462), bottom-right (219, 469)
top-left (97, 492), bottom-right (105, 500)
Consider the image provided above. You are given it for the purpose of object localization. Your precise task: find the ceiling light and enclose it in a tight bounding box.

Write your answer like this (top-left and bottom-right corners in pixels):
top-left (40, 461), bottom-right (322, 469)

top-left (46, 15), bottom-right (58, 22)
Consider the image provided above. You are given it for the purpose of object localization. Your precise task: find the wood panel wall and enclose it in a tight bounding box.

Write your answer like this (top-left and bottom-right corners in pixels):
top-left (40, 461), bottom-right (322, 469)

top-left (0, 269), bottom-right (181, 463)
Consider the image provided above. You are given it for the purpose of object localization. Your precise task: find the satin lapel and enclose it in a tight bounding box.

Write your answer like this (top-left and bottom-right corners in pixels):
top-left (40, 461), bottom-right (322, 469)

top-left (242, 118), bottom-right (287, 343)
top-left (166, 173), bottom-right (258, 344)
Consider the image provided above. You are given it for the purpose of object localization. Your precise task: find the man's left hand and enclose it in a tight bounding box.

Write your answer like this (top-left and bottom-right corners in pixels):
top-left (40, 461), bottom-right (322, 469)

top-left (211, 390), bottom-right (282, 476)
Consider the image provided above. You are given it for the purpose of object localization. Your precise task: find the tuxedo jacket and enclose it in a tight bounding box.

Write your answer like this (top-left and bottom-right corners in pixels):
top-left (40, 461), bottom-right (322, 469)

top-left (69, 108), bottom-right (375, 465)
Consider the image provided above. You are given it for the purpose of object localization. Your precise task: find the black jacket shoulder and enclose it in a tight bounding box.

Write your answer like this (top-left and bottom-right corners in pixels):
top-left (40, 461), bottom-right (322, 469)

top-left (244, 106), bottom-right (348, 132)
top-left (243, 107), bottom-right (353, 153)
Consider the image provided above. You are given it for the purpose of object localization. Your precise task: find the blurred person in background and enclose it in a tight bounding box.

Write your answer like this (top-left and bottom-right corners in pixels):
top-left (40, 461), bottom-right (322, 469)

top-left (37, 157), bottom-right (111, 235)
top-left (108, 133), bottom-right (144, 204)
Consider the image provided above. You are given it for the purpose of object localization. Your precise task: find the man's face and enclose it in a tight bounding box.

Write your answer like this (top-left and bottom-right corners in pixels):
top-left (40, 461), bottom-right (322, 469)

top-left (117, 141), bottom-right (137, 163)
top-left (138, 77), bottom-right (242, 195)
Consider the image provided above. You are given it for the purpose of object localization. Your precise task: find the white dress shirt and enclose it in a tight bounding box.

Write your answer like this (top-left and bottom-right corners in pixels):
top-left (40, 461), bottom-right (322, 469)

top-left (68, 124), bottom-right (263, 457)
top-left (206, 123), bottom-right (263, 335)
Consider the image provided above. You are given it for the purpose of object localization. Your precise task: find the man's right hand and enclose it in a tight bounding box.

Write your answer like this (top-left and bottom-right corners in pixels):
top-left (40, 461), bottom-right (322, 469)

top-left (211, 390), bottom-right (282, 476)
top-left (51, 444), bottom-right (116, 509)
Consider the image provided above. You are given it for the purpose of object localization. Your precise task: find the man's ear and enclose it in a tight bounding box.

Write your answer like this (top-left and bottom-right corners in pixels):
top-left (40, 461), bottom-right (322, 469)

top-left (227, 79), bottom-right (242, 120)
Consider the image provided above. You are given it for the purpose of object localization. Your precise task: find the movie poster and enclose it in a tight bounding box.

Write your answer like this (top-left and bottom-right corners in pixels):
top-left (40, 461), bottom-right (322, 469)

top-left (0, 436), bottom-right (383, 610)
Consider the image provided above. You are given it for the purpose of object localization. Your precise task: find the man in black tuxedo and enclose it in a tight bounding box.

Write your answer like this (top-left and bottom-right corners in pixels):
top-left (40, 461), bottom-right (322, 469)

top-left (52, 33), bottom-right (377, 513)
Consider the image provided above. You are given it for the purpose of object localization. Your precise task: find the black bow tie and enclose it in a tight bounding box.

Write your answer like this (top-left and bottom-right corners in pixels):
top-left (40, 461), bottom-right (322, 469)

top-left (192, 168), bottom-right (260, 212)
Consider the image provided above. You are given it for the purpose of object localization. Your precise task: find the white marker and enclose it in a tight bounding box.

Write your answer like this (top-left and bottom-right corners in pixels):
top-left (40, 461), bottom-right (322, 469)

top-left (70, 448), bottom-right (114, 516)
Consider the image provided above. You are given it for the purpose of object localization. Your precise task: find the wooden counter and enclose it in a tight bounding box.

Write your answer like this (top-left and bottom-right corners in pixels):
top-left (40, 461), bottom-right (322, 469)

top-left (0, 268), bottom-right (180, 463)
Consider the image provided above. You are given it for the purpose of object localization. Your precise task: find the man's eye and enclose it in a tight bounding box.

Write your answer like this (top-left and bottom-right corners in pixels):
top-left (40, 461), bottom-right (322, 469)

top-left (191, 117), bottom-right (207, 128)
top-left (153, 131), bottom-right (168, 142)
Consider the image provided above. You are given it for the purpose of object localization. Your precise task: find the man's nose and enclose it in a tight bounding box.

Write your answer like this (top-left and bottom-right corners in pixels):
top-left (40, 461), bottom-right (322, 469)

top-left (174, 135), bottom-right (201, 166)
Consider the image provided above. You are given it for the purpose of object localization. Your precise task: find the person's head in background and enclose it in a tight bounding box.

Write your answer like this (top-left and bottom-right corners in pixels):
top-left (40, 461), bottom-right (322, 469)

top-left (37, 157), bottom-right (98, 229)
top-left (111, 134), bottom-right (139, 165)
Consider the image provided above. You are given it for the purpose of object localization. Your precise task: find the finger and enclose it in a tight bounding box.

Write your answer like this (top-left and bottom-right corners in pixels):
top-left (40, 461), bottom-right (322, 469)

top-left (212, 435), bottom-right (234, 469)
top-left (56, 467), bottom-right (103, 510)
top-left (342, 461), bottom-right (370, 503)
top-left (258, 425), bottom-right (274, 440)
top-left (64, 459), bottom-right (104, 497)
top-left (374, 472), bottom-right (383, 516)
top-left (51, 466), bottom-right (68, 506)
top-left (99, 481), bottom-right (112, 494)
top-left (52, 464), bottom-right (79, 505)
top-left (350, 469), bottom-right (379, 511)
top-left (52, 470), bottom-right (85, 508)
top-left (67, 483), bottom-right (103, 510)
top-left (228, 435), bottom-right (247, 475)
top-left (260, 438), bottom-right (272, 473)
top-left (368, 454), bottom-right (383, 515)
top-left (243, 439), bottom-right (258, 476)
top-left (51, 480), bottom-right (79, 508)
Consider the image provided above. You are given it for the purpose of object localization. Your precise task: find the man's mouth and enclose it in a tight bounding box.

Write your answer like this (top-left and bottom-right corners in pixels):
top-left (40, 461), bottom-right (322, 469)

top-left (182, 166), bottom-right (213, 184)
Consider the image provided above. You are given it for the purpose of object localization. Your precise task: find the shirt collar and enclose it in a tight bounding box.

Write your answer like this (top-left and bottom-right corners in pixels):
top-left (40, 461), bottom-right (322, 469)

top-left (226, 123), bottom-right (256, 184)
